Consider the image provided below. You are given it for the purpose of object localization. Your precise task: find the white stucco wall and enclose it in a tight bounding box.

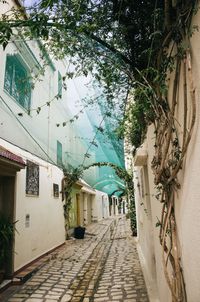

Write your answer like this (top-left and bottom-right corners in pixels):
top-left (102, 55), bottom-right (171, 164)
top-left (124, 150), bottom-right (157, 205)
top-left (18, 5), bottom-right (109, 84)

top-left (92, 190), bottom-right (109, 222)
top-left (0, 138), bottom-right (65, 272)
top-left (172, 12), bottom-right (200, 300)
top-left (134, 6), bottom-right (200, 301)
top-left (0, 32), bottom-right (97, 182)
top-left (147, 126), bottom-right (171, 302)
top-left (134, 162), bottom-right (159, 301)
top-left (0, 28), bottom-right (103, 272)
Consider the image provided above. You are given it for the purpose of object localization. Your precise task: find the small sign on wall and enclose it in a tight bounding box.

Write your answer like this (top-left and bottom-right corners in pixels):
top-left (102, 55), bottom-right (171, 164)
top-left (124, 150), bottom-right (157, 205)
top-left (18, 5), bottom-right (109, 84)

top-left (25, 214), bottom-right (30, 228)
top-left (53, 183), bottom-right (59, 198)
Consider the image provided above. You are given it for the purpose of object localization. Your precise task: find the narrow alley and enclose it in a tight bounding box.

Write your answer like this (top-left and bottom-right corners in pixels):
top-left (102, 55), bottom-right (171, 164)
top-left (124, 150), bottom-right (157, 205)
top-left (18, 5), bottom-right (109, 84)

top-left (0, 217), bottom-right (149, 302)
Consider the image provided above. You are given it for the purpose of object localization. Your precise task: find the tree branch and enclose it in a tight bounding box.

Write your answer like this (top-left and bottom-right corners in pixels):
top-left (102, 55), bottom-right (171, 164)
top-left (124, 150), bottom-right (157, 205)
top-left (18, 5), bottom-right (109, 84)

top-left (0, 17), bottom-right (133, 67)
top-left (84, 31), bottom-right (133, 66)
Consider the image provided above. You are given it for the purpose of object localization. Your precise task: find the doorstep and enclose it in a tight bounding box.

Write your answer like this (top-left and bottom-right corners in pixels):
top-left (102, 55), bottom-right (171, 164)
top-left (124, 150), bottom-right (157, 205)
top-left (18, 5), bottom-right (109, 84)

top-left (0, 257), bottom-right (47, 292)
top-left (13, 257), bottom-right (48, 284)
top-left (13, 246), bottom-right (65, 284)
top-left (0, 279), bottom-right (12, 292)
top-left (0, 243), bottom-right (66, 292)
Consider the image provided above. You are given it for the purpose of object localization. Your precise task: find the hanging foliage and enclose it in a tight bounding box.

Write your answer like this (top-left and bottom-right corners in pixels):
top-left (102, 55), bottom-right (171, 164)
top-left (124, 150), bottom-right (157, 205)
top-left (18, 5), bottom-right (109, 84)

top-left (0, 1), bottom-right (199, 300)
top-left (123, 2), bottom-right (197, 301)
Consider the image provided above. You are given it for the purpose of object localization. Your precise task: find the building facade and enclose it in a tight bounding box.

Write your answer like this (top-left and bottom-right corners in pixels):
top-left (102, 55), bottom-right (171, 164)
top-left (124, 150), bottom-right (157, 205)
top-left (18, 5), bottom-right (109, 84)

top-left (0, 10), bottom-right (109, 282)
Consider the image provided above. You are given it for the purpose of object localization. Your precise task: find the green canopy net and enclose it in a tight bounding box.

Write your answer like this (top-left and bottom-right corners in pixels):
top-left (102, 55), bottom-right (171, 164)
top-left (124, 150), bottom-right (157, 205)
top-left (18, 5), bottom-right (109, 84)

top-left (64, 77), bottom-right (126, 196)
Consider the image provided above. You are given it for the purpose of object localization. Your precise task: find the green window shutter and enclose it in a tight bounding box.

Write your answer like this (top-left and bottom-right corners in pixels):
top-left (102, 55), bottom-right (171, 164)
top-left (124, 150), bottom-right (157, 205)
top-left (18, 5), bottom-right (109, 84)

top-left (4, 55), bottom-right (14, 95)
top-left (4, 55), bottom-right (31, 111)
top-left (58, 71), bottom-right (62, 97)
top-left (57, 140), bottom-right (62, 166)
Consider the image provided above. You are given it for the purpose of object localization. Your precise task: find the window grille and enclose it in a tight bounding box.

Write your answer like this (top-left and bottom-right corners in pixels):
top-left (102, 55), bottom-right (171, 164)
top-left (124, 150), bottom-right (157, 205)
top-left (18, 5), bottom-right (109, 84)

top-left (26, 161), bottom-right (39, 195)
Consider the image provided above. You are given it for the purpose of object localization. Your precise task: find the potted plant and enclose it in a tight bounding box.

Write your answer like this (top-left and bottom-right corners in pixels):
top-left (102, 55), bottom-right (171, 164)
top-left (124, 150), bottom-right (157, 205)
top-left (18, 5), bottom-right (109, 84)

top-left (0, 215), bottom-right (17, 282)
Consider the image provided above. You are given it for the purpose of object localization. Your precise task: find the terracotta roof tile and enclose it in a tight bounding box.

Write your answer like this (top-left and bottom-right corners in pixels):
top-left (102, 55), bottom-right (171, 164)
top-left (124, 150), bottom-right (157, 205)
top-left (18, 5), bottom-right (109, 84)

top-left (0, 146), bottom-right (25, 165)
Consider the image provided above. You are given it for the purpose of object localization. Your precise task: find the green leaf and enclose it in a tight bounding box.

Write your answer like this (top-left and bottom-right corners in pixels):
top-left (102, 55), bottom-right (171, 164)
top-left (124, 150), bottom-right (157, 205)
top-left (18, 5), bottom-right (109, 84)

top-left (36, 107), bottom-right (41, 114)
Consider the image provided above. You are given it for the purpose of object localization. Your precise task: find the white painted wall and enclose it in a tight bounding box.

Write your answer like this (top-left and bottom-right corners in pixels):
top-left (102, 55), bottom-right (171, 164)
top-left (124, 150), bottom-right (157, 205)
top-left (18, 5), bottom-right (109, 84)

top-left (0, 18), bottom-right (103, 270)
top-left (133, 7), bottom-right (200, 302)
top-left (92, 190), bottom-right (109, 222)
top-left (134, 127), bottom-right (170, 302)
top-left (173, 9), bottom-right (200, 301)
top-left (0, 29), bottom-right (98, 183)
top-left (0, 0), bottom-right (122, 274)
top-left (0, 138), bottom-right (65, 272)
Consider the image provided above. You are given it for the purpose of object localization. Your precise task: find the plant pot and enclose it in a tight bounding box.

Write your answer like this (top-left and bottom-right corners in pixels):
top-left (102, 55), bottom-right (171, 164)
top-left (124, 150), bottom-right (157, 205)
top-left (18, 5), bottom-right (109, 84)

top-left (74, 226), bottom-right (86, 239)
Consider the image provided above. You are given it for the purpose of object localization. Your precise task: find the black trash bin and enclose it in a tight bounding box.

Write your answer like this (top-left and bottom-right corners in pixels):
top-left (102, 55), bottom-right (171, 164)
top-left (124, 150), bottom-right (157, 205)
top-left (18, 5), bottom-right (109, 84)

top-left (74, 226), bottom-right (86, 239)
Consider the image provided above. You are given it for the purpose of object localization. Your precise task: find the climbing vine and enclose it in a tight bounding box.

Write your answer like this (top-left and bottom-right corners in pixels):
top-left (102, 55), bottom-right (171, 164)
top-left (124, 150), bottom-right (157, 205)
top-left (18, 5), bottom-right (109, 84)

top-left (150, 49), bottom-right (196, 302)
top-left (123, 2), bottom-right (197, 301)
top-left (61, 167), bottom-right (83, 239)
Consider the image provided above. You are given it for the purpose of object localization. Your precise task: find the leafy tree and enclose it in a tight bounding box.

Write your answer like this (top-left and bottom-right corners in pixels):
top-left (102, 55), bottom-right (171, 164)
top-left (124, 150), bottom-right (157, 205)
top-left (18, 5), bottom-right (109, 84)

top-left (0, 0), bottom-right (197, 86)
top-left (1, 0), bottom-right (196, 143)
top-left (0, 0), bottom-right (165, 94)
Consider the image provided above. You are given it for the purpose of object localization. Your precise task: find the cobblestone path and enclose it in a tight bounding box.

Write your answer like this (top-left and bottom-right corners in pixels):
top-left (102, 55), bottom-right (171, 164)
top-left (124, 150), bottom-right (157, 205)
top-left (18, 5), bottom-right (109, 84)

top-left (1, 217), bottom-right (149, 302)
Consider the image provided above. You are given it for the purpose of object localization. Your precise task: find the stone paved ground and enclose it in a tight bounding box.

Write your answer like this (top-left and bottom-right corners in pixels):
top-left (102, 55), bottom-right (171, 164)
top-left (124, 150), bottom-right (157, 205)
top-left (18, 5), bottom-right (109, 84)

top-left (1, 216), bottom-right (149, 302)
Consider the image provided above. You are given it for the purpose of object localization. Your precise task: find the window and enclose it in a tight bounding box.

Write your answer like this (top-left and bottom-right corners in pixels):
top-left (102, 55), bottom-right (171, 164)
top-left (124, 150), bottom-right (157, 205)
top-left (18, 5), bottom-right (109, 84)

top-left (57, 140), bottom-right (62, 166)
top-left (58, 71), bottom-right (62, 97)
top-left (4, 54), bottom-right (31, 111)
top-left (26, 161), bottom-right (39, 195)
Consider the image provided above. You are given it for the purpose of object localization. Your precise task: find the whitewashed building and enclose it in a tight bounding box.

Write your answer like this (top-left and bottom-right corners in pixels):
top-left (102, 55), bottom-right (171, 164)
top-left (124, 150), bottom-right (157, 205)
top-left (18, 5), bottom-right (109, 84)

top-left (0, 0), bottom-right (125, 284)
